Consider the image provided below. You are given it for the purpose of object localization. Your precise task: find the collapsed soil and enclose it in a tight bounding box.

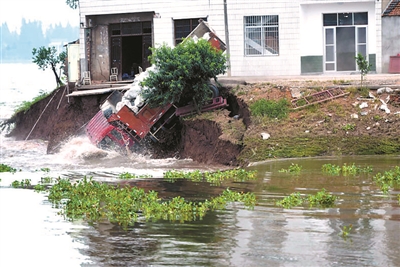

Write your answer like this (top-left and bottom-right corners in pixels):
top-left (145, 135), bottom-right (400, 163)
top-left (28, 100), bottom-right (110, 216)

top-left (4, 75), bottom-right (400, 167)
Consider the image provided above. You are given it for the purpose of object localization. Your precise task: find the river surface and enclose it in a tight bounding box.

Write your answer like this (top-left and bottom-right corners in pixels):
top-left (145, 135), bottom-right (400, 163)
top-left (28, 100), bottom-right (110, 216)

top-left (1, 63), bottom-right (400, 267)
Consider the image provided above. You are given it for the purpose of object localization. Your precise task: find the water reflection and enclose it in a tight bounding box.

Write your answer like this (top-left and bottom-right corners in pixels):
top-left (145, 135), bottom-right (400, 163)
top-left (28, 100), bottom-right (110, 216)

top-left (79, 210), bottom-right (241, 266)
top-left (1, 155), bottom-right (399, 266)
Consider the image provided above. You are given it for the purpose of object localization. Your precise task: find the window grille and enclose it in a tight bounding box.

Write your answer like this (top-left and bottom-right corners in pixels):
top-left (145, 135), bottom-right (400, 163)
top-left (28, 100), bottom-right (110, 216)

top-left (244, 15), bottom-right (279, 56)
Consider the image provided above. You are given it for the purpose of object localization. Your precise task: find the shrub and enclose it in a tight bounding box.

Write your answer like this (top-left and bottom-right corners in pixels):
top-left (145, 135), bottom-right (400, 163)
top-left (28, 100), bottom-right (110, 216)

top-left (354, 53), bottom-right (372, 89)
top-left (141, 38), bottom-right (227, 110)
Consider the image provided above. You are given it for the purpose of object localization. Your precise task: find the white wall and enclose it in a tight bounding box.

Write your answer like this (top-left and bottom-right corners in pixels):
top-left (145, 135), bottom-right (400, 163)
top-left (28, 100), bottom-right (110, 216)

top-left (224, 1), bottom-right (301, 76)
top-left (78, 0), bottom-right (381, 76)
top-left (300, 2), bottom-right (377, 57)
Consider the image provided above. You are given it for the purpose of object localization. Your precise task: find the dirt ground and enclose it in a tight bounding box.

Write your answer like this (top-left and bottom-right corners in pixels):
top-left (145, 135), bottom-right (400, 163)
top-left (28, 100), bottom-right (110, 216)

top-left (222, 75), bottom-right (400, 164)
top-left (5, 74), bottom-right (400, 166)
top-left (234, 76), bottom-right (400, 136)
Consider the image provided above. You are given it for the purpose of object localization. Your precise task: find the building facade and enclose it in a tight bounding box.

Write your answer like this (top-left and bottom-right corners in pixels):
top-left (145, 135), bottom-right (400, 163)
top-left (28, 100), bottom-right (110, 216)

top-left (78, 0), bottom-right (383, 81)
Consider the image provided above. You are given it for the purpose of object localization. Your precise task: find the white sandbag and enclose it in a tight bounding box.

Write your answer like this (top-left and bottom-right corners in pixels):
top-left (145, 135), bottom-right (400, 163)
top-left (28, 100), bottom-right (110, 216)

top-left (116, 102), bottom-right (124, 112)
top-left (124, 86), bottom-right (141, 100)
top-left (134, 94), bottom-right (145, 108)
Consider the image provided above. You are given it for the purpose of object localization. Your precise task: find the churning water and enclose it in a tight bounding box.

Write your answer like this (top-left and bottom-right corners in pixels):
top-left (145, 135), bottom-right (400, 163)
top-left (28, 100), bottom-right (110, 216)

top-left (1, 63), bottom-right (400, 267)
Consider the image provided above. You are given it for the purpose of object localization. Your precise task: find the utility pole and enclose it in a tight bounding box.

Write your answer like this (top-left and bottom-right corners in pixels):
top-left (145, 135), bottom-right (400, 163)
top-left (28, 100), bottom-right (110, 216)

top-left (223, 0), bottom-right (231, 76)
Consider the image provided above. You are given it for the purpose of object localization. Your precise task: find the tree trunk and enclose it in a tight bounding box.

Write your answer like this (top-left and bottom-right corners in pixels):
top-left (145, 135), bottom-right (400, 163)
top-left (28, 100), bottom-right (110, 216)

top-left (51, 63), bottom-right (62, 87)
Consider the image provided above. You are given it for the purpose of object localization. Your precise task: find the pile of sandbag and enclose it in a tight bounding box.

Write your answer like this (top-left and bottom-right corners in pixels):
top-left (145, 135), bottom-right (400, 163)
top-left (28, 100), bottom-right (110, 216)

top-left (115, 65), bottom-right (157, 113)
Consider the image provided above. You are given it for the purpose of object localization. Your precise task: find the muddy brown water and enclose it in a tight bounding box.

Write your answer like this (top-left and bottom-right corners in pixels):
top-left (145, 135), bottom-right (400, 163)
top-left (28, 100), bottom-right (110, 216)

top-left (0, 137), bottom-right (399, 267)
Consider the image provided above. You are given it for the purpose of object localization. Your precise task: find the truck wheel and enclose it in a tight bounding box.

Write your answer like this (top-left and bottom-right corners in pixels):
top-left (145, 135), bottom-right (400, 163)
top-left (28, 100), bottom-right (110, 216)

top-left (209, 84), bottom-right (219, 98)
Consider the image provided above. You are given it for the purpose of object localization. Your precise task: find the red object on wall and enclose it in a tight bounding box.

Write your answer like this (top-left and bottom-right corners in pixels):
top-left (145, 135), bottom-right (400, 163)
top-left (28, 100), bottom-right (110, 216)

top-left (389, 54), bottom-right (400, 73)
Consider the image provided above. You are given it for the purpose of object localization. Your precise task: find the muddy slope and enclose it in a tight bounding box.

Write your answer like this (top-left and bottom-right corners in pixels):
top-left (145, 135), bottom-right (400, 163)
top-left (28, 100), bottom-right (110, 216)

top-left (6, 86), bottom-right (108, 154)
top-left (179, 119), bottom-right (241, 165)
top-left (6, 86), bottom-right (246, 166)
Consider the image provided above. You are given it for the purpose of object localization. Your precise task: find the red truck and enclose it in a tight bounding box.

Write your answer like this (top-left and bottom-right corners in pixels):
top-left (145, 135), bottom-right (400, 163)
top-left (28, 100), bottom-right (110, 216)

top-left (86, 108), bottom-right (135, 151)
top-left (85, 21), bottom-right (227, 152)
top-left (86, 90), bottom-right (227, 151)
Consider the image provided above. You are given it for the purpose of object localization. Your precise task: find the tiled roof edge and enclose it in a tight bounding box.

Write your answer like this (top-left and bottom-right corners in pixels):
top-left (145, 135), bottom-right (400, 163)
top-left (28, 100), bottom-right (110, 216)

top-left (383, 0), bottom-right (400, 17)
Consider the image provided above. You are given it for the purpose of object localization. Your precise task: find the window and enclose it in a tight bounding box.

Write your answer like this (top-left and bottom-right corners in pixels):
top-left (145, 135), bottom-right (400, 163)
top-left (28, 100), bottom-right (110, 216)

top-left (174, 18), bottom-right (206, 45)
top-left (110, 22), bottom-right (152, 36)
top-left (244, 15), bottom-right (279, 56)
top-left (323, 12), bottom-right (368, 26)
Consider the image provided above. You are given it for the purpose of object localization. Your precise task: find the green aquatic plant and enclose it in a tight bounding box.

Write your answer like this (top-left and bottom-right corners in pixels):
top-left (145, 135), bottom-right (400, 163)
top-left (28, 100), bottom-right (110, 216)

top-left (341, 163), bottom-right (359, 175)
top-left (276, 189), bottom-right (337, 209)
top-left (45, 176), bottom-right (256, 228)
top-left (163, 170), bottom-right (187, 182)
top-left (340, 224), bottom-right (353, 239)
top-left (164, 168), bottom-right (257, 185)
top-left (278, 163), bottom-right (302, 174)
top-left (0, 163), bottom-right (17, 173)
top-left (322, 163), bottom-right (373, 176)
top-left (40, 167), bottom-right (50, 172)
top-left (119, 172), bottom-right (139, 179)
top-left (34, 184), bottom-right (46, 192)
top-left (11, 179), bottom-right (31, 188)
top-left (322, 163), bottom-right (341, 175)
top-left (308, 188), bottom-right (337, 208)
top-left (40, 176), bottom-right (54, 184)
top-left (373, 166), bottom-right (400, 194)
top-left (33, 176), bottom-right (56, 192)
top-left (276, 192), bottom-right (303, 209)
top-left (118, 172), bottom-right (153, 179)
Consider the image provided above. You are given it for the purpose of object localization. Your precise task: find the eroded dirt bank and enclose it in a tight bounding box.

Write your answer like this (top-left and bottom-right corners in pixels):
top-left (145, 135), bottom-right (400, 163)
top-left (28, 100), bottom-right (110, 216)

top-left (6, 86), bottom-right (108, 154)
top-left (5, 75), bottom-right (400, 166)
top-left (4, 85), bottom-right (246, 165)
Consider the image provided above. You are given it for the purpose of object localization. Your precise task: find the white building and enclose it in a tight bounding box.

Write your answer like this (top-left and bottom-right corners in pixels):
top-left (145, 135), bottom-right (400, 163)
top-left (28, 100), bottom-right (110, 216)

top-left (78, 0), bottom-right (383, 81)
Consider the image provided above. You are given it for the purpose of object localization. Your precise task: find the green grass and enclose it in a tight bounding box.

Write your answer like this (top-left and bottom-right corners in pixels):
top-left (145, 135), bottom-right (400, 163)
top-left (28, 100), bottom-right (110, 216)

top-left (249, 98), bottom-right (290, 119)
top-left (13, 90), bottom-right (52, 115)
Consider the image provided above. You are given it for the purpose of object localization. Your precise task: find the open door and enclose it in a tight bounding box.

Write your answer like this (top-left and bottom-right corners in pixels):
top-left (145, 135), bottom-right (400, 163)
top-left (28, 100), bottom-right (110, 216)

top-left (111, 37), bottom-right (122, 80)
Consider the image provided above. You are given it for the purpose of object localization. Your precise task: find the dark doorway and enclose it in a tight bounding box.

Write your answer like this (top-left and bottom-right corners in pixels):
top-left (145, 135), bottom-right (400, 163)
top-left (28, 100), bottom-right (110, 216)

top-left (336, 27), bottom-right (356, 71)
top-left (109, 21), bottom-right (153, 80)
top-left (122, 36), bottom-right (143, 78)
